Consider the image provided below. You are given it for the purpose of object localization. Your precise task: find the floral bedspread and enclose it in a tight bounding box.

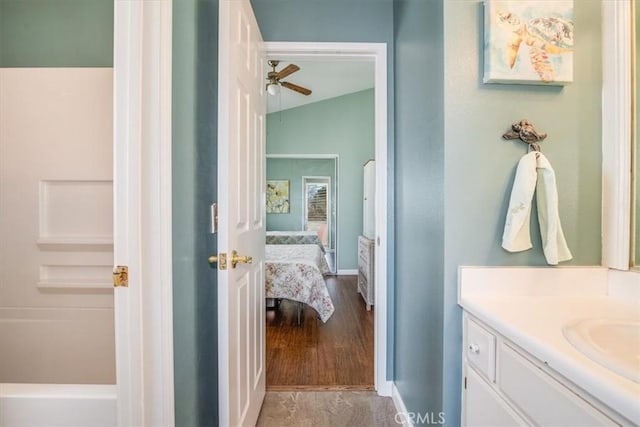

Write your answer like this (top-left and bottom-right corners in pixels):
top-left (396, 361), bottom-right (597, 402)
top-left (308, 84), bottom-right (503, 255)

top-left (265, 231), bottom-right (325, 253)
top-left (265, 244), bottom-right (334, 322)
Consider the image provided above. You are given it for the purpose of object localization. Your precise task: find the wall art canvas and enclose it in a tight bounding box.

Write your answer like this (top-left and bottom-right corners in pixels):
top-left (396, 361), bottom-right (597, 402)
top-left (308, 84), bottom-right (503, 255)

top-left (483, 0), bottom-right (574, 85)
top-left (266, 180), bottom-right (290, 213)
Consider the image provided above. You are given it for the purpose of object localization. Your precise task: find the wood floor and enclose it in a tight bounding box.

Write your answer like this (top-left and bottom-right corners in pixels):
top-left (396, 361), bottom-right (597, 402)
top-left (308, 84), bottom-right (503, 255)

top-left (266, 275), bottom-right (374, 390)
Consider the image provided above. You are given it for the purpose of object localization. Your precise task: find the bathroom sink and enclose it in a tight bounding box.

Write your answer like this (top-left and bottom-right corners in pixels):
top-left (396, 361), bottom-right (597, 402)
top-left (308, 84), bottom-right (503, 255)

top-left (563, 319), bottom-right (640, 384)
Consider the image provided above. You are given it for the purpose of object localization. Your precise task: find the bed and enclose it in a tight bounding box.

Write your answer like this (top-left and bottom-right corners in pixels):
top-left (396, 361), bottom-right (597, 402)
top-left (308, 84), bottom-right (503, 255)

top-left (265, 231), bottom-right (325, 253)
top-left (265, 244), bottom-right (334, 323)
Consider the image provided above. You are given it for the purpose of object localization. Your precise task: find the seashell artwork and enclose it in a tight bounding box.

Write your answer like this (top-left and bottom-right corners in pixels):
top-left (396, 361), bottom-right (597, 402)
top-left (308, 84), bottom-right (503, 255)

top-left (483, 0), bottom-right (574, 85)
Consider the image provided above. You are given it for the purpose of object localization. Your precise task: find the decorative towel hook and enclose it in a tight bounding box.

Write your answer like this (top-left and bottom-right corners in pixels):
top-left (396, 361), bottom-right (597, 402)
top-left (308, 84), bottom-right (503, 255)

top-left (502, 119), bottom-right (547, 152)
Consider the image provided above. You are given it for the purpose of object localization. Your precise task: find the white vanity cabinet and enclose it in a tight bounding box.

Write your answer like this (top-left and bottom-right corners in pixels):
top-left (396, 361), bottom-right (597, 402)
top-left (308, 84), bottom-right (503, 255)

top-left (462, 313), bottom-right (623, 426)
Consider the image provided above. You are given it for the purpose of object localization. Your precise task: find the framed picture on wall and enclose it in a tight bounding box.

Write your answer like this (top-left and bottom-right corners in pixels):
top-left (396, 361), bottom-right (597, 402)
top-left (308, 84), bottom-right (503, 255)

top-left (483, 0), bottom-right (574, 85)
top-left (266, 180), bottom-right (290, 213)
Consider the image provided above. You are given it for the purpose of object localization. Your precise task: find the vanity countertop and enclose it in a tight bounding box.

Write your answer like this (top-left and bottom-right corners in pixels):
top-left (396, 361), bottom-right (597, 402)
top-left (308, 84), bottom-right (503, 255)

top-left (458, 267), bottom-right (640, 425)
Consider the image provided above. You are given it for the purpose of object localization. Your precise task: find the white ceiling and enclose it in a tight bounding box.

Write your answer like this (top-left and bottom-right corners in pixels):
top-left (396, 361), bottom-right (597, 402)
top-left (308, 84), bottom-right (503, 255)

top-left (265, 59), bottom-right (374, 114)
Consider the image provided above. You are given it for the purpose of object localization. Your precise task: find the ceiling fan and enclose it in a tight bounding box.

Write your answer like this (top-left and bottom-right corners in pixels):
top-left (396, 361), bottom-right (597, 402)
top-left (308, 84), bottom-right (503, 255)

top-left (266, 60), bottom-right (312, 96)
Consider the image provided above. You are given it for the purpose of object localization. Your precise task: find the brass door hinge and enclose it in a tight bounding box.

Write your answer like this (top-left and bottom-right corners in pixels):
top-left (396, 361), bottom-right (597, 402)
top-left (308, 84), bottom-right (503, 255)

top-left (113, 266), bottom-right (129, 288)
top-left (208, 253), bottom-right (227, 270)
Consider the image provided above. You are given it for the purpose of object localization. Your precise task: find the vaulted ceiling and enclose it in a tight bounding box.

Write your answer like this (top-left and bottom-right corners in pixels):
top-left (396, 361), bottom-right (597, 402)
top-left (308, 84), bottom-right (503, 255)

top-left (265, 59), bottom-right (374, 114)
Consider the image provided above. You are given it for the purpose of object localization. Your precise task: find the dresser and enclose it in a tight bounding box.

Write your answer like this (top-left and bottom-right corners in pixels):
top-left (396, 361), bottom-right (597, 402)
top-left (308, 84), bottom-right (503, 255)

top-left (357, 235), bottom-right (374, 310)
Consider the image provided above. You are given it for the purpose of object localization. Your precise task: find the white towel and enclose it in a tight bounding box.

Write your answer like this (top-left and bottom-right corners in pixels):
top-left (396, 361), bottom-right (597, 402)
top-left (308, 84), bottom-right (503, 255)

top-left (502, 152), bottom-right (572, 265)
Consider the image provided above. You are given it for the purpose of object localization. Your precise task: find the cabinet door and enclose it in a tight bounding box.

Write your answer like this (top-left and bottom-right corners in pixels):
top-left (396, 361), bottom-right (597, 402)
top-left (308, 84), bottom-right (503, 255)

top-left (464, 367), bottom-right (527, 427)
top-left (498, 343), bottom-right (615, 426)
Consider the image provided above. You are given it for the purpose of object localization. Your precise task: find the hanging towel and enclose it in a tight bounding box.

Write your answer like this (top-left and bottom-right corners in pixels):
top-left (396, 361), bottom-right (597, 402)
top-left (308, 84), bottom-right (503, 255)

top-left (535, 153), bottom-right (572, 265)
top-left (502, 151), bottom-right (572, 265)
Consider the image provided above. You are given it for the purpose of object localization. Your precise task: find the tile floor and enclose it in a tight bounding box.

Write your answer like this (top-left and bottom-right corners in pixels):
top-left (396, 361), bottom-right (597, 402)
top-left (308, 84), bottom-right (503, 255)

top-left (257, 391), bottom-right (400, 427)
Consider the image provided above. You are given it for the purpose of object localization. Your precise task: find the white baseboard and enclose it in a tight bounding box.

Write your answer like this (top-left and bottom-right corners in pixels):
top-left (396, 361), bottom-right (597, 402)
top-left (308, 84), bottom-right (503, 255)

top-left (0, 384), bottom-right (117, 427)
top-left (392, 383), bottom-right (413, 427)
top-left (377, 379), bottom-right (392, 397)
top-left (337, 269), bottom-right (358, 275)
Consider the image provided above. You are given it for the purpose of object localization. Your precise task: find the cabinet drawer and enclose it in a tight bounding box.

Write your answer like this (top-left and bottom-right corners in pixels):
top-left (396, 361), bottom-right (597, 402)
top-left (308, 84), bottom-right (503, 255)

top-left (498, 343), bottom-right (614, 426)
top-left (465, 317), bottom-right (496, 382)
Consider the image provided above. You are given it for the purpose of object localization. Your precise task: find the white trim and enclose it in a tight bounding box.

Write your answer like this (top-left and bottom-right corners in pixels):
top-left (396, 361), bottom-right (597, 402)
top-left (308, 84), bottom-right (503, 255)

top-left (392, 383), bottom-right (413, 427)
top-left (0, 384), bottom-right (117, 427)
top-left (265, 42), bottom-right (390, 396)
top-left (113, 0), bottom-right (174, 426)
top-left (337, 269), bottom-right (359, 275)
top-left (602, 0), bottom-right (633, 270)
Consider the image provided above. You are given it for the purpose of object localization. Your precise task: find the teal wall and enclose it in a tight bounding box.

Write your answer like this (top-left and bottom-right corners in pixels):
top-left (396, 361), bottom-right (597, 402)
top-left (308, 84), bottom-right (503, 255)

top-left (0, 0), bottom-right (113, 67)
top-left (266, 158), bottom-right (337, 250)
top-left (266, 90), bottom-right (374, 270)
top-left (394, 1), bottom-right (602, 425)
top-left (394, 0), bottom-right (445, 421)
top-left (440, 1), bottom-right (602, 425)
top-left (172, 0), bottom-right (219, 426)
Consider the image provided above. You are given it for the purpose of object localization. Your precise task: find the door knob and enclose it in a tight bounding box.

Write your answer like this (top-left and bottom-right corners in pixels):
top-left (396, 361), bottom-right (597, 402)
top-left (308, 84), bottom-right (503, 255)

top-left (231, 250), bottom-right (253, 268)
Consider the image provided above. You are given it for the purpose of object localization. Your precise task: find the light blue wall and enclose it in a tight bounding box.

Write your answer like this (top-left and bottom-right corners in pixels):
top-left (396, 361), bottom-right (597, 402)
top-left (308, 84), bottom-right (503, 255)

top-left (0, 0), bottom-right (113, 67)
top-left (266, 90), bottom-right (374, 269)
top-left (172, 0), bottom-right (219, 425)
top-left (441, 1), bottom-right (602, 425)
top-left (266, 158), bottom-right (336, 250)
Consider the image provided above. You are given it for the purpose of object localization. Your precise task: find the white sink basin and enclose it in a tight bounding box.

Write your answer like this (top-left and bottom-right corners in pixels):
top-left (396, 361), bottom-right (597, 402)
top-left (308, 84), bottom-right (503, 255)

top-left (563, 319), bottom-right (640, 384)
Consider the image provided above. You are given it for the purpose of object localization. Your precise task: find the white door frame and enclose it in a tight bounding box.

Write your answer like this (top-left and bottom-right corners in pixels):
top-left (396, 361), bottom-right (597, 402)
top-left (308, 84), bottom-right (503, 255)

top-left (602, 0), bottom-right (633, 270)
top-left (265, 42), bottom-right (391, 396)
top-left (113, 0), bottom-right (174, 425)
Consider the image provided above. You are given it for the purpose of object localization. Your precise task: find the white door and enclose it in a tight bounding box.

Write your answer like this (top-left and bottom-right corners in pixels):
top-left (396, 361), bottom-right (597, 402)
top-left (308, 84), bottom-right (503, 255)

top-left (0, 69), bottom-right (118, 425)
top-left (217, 0), bottom-right (266, 426)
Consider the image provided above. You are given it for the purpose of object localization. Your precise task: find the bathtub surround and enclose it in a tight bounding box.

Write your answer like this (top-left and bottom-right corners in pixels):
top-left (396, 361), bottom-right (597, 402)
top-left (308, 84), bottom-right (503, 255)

top-left (1, 0), bottom-right (115, 386)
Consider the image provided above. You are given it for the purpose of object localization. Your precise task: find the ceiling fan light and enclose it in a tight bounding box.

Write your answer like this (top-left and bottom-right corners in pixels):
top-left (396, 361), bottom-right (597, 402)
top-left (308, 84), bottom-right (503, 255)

top-left (267, 83), bottom-right (280, 96)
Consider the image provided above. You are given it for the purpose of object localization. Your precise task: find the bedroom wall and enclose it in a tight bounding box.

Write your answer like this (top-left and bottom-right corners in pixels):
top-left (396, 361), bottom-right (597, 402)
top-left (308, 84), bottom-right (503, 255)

top-left (266, 90), bottom-right (374, 270)
top-left (266, 158), bottom-right (337, 250)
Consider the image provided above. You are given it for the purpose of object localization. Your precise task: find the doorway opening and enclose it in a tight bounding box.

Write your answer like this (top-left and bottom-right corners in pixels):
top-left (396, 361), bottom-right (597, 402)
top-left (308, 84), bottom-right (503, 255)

top-left (264, 42), bottom-right (390, 396)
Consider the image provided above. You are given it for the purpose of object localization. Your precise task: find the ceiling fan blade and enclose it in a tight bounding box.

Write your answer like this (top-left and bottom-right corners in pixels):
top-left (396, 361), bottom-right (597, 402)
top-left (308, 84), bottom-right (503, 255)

top-left (281, 81), bottom-right (312, 96)
top-left (276, 64), bottom-right (300, 80)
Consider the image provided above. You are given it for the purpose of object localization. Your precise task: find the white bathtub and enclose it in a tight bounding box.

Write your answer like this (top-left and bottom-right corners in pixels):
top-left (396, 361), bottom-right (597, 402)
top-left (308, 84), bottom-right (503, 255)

top-left (0, 384), bottom-right (117, 427)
